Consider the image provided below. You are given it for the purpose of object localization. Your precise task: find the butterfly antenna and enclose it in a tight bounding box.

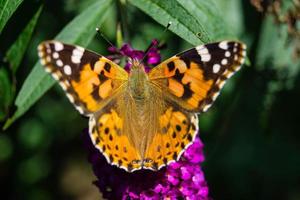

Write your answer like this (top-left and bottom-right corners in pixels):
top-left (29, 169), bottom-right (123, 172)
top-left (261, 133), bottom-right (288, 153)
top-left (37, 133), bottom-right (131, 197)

top-left (96, 27), bottom-right (116, 49)
top-left (138, 21), bottom-right (172, 66)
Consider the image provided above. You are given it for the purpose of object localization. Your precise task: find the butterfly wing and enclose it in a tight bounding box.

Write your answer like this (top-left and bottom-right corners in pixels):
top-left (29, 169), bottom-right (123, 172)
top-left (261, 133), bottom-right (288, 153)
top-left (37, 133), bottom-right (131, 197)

top-left (89, 99), bottom-right (143, 172)
top-left (149, 41), bottom-right (246, 113)
top-left (142, 102), bottom-right (199, 170)
top-left (38, 40), bottom-right (128, 116)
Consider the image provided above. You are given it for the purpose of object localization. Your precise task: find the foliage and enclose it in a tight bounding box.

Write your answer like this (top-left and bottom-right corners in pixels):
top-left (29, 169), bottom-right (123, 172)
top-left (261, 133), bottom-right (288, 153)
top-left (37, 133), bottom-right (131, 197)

top-left (0, 0), bottom-right (299, 199)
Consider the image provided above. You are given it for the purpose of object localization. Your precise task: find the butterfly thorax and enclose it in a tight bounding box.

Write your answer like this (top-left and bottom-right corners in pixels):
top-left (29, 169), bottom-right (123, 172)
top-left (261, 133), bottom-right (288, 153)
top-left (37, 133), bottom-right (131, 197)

top-left (128, 64), bottom-right (150, 100)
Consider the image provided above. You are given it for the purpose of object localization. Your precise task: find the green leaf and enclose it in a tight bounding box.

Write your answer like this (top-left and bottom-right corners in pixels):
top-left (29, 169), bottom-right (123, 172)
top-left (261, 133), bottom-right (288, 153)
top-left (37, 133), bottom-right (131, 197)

top-left (3, 0), bottom-right (113, 130)
top-left (177, 0), bottom-right (233, 40)
top-left (129, 0), bottom-right (232, 45)
top-left (0, 0), bottom-right (24, 33)
top-left (6, 6), bottom-right (43, 74)
top-left (0, 68), bottom-right (12, 121)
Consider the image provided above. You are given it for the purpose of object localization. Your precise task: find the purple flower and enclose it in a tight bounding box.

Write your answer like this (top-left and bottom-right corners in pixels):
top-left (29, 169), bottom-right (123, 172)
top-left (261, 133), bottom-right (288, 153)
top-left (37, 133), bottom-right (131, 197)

top-left (107, 39), bottom-right (161, 72)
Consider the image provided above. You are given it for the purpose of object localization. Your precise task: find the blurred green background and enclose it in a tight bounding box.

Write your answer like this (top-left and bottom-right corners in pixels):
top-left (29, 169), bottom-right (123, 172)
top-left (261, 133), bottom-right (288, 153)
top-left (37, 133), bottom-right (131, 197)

top-left (0, 0), bottom-right (300, 199)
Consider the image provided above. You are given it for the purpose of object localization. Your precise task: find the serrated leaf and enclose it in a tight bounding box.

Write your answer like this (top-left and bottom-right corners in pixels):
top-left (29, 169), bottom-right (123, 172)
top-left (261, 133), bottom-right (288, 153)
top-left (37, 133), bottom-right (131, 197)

top-left (3, 0), bottom-right (113, 130)
top-left (6, 6), bottom-right (43, 74)
top-left (0, 0), bottom-right (24, 33)
top-left (129, 0), bottom-right (232, 45)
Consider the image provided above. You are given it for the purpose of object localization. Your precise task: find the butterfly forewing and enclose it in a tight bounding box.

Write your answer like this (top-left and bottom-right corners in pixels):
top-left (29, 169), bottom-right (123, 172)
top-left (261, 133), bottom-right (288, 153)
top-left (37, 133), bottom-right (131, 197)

top-left (149, 41), bottom-right (246, 113)
top-left (38, 41), bottom-right (128, 116)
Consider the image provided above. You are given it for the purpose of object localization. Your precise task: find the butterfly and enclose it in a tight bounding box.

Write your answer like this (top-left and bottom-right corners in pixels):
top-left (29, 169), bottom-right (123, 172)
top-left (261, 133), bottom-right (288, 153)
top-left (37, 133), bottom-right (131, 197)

top-left (38, 40), bottom-right (246, 172)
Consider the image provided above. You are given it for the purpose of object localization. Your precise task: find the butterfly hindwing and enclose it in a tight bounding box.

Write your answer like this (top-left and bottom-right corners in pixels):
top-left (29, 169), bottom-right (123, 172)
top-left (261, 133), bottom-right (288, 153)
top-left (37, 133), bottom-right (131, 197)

top-left (149, 41), bottom-right (246, 113)
top-left (89, 100), bottom-right (143, 172)
top-left (143, 103), bottom-right (199, 171)
top-left (38, 41), bottom-right (128, 116)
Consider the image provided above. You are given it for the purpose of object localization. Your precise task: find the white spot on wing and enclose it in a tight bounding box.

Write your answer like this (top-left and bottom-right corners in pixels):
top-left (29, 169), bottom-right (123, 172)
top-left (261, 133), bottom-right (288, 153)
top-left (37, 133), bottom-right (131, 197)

top-left (71, 56), bottom-right (81, 63)
top-left (75, 106), bottom-right (84, 114)
top-left (38, 51), bottom-right (44, 57)
top-left (37, 45), bottom-right (43, 51)
top-left (219, 41), bottom-right (228, 50)
top-left (64, 65), bottom-right (72, 75)
top-left (201, 54), bottom-right (211, 62)
top-left (221, 58), bottom-right (228, 65)
top-left (40, 59), bottom-right (46, 65)
top-left (66, 93), bottom-right (74, 103)
top-left (71, 47), bottom-right (84, 64)
top-left (218, 80), bottom-right (225, 88)
top-left (239, 58), bottom-right (245, 64)
top-left (203, 104), bottom-right (212, 112)
top-left (196, 46), bottom-right (209, 54)
top-left (54, 42), bottom-right (64, 51)
top-left (225, 51), bottom-right (231, 57)
top-left (56, 59), bottom-right (63, 67)
top-left (212, 92), bottom-right (220, 101)
top-left (52, 73), bottom-right (60, 80)
top-left (53, 52), bottom-right (59, 59)
top-left (46, 56), bottom-right (51, 62)
top-left (213, 64), bottom-right (221, 73)
top-left (59, 81), bottom-right (68, 90)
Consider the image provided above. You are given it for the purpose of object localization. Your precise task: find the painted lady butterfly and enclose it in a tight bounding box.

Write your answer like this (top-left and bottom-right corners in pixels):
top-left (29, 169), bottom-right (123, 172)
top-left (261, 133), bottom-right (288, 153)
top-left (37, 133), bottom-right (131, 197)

top-left (38, 40), bottom-right (246, 172)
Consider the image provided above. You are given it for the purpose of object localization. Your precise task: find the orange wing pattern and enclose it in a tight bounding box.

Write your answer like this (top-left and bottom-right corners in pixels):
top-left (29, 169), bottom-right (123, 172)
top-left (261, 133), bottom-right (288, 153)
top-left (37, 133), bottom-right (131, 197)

top-left (149, 41), bottom-right (246, 113)
top-left (89, 100), bottom-right (198, 172)
top-left (143, 104), bottom-right (199, 170)
top-left (38, 41), bottom-right (128, 116)
top-left (89, 102), bottom-right (143, 172)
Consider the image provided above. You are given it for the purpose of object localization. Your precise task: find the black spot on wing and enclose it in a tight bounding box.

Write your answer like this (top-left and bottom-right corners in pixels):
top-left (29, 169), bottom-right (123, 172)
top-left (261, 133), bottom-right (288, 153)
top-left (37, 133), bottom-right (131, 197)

top-left (99, 70), bottom-right (108, 82)
top-left (167, 61), bottom-right (175, 72)
top-left (182, 82), bottom-right (193, 100)
top-left (91, 84), bottom-right (100, 100)
top-left (104, 63), bottom-right (111, 72)
top-left (173, 68), bottom-right (184, 82)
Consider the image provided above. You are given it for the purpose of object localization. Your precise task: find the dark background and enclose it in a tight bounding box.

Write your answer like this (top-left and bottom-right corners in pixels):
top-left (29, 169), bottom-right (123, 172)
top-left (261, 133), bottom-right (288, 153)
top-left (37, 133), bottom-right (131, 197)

top-left (0, 0), bottom-right (300, 199)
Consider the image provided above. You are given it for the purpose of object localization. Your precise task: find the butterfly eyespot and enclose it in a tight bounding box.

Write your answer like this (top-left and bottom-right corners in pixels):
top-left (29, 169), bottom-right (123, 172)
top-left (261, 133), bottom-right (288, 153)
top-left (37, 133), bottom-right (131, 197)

top-left (115, 145), bottom-right (119, 150)
top-left (123, 147), bottom-right (127, 153)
